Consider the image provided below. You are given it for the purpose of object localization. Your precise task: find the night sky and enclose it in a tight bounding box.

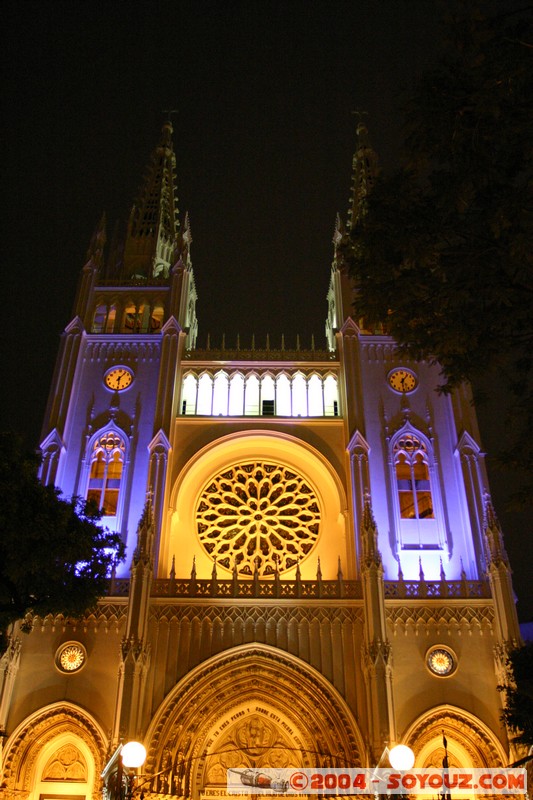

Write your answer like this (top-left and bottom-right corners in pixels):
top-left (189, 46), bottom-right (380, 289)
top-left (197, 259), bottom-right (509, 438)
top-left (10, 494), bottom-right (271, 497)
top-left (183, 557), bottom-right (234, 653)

top-left (3, 1), bottom-right (531, 621)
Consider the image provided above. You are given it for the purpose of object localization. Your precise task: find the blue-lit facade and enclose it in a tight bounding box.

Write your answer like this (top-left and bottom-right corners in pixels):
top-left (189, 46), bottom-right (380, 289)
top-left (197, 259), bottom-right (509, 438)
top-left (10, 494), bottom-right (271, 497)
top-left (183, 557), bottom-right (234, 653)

top-left (0, 123), bottom-right (522, 800)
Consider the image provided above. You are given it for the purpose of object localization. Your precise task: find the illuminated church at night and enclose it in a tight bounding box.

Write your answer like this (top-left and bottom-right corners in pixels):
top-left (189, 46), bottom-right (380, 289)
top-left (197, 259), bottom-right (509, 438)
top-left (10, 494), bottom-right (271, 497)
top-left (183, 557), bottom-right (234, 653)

top-left (0, 122), bottom-right (523, 799)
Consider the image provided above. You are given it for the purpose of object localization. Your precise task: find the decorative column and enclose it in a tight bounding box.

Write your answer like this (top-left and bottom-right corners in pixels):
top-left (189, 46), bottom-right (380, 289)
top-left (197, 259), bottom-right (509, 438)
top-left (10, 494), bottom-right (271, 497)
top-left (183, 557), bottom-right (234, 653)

top-left (360, 495), bottom-right (396, 761)
top-left (484, 493), bottom-right (521, 648)
top-left (153, 316), bottom-right (185, 435)
top-left (347, 430), bottom-right (370, 572)
top-left (483, 493), bottom-right (523, 764)
top-left (0, 634), bottom-right (22, 738)
top-left (112, 499), bottom-right (154, 744)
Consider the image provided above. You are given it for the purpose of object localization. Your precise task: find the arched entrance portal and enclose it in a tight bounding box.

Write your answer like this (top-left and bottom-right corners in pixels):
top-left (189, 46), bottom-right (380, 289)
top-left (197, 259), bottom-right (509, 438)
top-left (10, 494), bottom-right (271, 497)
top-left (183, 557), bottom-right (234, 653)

top-left (1, 702), bottom-right (106, 800)
top-left (144, 644), bottom-right (365, 799)
top-left (404, 705), bottom-right (507, 769)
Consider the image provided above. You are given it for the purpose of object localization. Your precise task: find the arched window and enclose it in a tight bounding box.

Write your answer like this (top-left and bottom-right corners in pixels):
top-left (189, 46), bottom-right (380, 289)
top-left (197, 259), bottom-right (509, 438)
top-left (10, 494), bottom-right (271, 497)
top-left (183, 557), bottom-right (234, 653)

top-left (260, 374), bottom-right (275, 415)
top-left (92, 304), bottom-right (107, 333)
top-left (86, 431), bottom-right (125, 516)
top-left (197, 373), bottom-right (213, 415)
top-left (244, 374), bottom-right (260, 415)
top-left (181, 373), bottom-right (198, 415)
top-left (178, 370), bottom-right (340, 418)
top-left (151, 303), bottom-right (165, 331)
top-left (229, 373), bottom-right (245, 415)
top-left (92, 303), bottom-right (117, 333)
top-left (323, 374), bottom-right (339, 416)
top-left (292, 372), bottom-right (307, 416)
top-left (308, 374), bottom-right (324, 416)
top-left (394, 433), bottom-right (434, 520)
top-left (213, 370), bottom-right (229, 415)
top-left (275, 373), bottom-right (291, 416)
top-left (123, 303), bottom-right (140, 332)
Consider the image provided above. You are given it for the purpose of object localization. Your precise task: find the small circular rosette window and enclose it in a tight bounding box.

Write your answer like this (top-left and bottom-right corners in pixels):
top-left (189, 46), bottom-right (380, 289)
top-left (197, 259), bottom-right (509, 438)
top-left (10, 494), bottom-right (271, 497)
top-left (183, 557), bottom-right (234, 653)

top-left (55, 641), bottom-right (87, 673)
top-left (426, 645), bottom-right (457, 677)
top-left (196, 461), bottom-right (321, 576)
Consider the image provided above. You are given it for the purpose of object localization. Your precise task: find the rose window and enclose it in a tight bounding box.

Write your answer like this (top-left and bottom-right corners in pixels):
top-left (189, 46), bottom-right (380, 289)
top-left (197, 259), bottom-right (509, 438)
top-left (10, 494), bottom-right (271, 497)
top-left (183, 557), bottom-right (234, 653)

top-left (196, 461), bottom-right (321, 575)
top-left (426, 646), bottom-right (456, 677)
top-left (55, 642), bottom-right (87, 673)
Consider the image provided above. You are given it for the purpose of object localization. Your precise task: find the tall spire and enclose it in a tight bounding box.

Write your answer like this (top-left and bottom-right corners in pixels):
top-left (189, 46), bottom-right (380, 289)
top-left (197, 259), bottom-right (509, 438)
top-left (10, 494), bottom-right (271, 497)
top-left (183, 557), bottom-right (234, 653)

top-left (123, 121), bottom-right (180, 280)
top-left (84, 212), bottom-right (107, 270)
top-left (347, 116), bottom-right (379, 231)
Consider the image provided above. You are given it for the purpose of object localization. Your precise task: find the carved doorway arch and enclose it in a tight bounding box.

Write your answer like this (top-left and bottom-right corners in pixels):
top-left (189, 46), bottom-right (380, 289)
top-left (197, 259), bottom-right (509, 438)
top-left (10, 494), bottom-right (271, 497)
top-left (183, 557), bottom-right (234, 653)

top-left (1, 702), bottom-right (107, 800)
top-left (403, 704), bottom-right (507, 769)
top-left (144, 644), bottom-right (365, 799)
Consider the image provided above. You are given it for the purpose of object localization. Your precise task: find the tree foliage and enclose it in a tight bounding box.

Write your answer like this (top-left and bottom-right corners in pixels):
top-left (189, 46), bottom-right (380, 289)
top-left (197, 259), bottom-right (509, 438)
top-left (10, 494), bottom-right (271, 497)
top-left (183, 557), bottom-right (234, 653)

top-left (346, 4), bottom-right (533, 502)
top-left (500, 642), bottom-right (533, 749)
top-left (0, 432), bottom-right (125, 654)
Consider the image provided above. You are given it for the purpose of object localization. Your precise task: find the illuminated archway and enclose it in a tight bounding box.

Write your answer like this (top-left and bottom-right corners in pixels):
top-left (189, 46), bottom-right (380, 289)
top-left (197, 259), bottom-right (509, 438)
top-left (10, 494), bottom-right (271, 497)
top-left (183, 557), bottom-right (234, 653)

top-left (403, 704), bottom-right (507, 768)
top-left (2, 702), bottom-right (107, 800)
top-left (144, 644), bottom-right (365, 798)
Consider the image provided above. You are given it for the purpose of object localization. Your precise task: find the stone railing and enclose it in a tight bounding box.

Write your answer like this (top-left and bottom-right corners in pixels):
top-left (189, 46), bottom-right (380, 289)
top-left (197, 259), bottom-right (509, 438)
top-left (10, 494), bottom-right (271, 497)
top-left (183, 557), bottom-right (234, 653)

top-left (384, 579), bottom-right (490, 599)
top-left (186, 347), bottom-right (336, 362)
top-left (107, 575), bottom-right (490, 601)
top-left (96, 277), bottom-right (170, 287)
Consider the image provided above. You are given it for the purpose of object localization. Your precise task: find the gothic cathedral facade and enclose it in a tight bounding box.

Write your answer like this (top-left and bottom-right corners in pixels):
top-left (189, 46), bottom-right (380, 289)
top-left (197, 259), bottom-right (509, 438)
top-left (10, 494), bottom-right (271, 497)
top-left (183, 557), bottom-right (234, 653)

top-left (0, 123), bottom-right (523, 800)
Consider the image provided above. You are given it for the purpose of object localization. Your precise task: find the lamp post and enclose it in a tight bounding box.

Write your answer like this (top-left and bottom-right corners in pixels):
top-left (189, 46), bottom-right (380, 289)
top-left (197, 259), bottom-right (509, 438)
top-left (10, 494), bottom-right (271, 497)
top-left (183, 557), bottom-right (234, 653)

top-left (102, 741), bottom-right (147, 800)
top-left (370, 743), bottom-right (415, 798)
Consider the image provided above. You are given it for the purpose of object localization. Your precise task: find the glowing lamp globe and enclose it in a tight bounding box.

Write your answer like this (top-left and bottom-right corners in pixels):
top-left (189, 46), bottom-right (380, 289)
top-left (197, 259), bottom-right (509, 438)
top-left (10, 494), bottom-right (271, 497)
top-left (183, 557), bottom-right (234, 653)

top-left (121, 741), bottom-right (147, 769)
top-left (389, 745), bottom-right (415, 770)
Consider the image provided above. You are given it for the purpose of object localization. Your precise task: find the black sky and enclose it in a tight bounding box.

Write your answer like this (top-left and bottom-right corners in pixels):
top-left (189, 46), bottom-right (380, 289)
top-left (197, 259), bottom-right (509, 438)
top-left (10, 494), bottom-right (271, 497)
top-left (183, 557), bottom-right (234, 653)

top-left (2, 0), bottom-right (531, 620)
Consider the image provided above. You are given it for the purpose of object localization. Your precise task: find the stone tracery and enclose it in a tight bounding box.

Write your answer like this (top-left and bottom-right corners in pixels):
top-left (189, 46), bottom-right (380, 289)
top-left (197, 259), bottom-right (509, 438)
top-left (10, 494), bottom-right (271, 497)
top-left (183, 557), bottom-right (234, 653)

top-left (406, 707), bottom-right (506, 768)
top-left (2, 705), bottom-right (105, 800)
top-left (196, 461), bottom-right (321, 575)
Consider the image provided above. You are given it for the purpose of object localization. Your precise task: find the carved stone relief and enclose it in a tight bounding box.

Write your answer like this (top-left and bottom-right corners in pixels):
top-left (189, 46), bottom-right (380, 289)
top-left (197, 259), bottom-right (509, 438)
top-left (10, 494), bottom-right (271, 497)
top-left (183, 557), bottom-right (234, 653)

top-left (145, 646), bottom-right (364, 798)
top-left (387, 603), bottom-right (494, 633)
top-left (406, 708), bottom-right (505, 768)
top-left (2, 706), bottom-right (105, 800)
top-left (42, 743), bottom-right (88, 781)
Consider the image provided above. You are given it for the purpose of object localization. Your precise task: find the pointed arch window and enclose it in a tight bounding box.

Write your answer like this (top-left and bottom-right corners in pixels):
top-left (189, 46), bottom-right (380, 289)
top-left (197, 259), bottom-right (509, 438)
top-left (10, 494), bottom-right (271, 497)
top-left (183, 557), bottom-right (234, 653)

top-left (394, 433), bottom-right (434, 520)
top-left (92, 303), bottom-right (117, 333)
top-left (292, 373), bottom-right (307, 416)
top-left (390, 428), bottom-right (445, 553)
top-left (307, 373), bottom-right (323, 416)
top-left (178, 370), bottom-right (340, 418)
top-left (197, 373), bottom-right (214, 415)
top-left (228, 372), bottom-right (245, 415)
top-left (86, 431), bottom-right (125, 516)
top-left (213, 371), bottom-right (229, 415)
top-left (244, 374), bottom-right (260, 415)
top-left (151, 304), bottom-right (165, 330)
top-left (275, 373), bottom-right (291, 416)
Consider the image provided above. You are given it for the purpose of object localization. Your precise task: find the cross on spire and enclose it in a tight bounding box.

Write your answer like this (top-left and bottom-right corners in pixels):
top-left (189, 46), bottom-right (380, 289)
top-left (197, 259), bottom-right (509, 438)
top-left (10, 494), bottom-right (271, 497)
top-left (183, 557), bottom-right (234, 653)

top-left (162, 108), bottom-right (179, 124)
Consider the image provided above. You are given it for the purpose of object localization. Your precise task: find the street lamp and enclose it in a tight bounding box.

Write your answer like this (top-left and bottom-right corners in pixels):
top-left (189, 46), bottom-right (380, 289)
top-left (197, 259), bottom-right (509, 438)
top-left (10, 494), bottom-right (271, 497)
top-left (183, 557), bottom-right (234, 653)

top-left (370, 743), bottom-right (415, 796)
top-left (101, 741), bottom-right (147, 800)
top-left (389, 744), bottom-right (415, 770)
top-left (121, 741), bottom-right (147, 770)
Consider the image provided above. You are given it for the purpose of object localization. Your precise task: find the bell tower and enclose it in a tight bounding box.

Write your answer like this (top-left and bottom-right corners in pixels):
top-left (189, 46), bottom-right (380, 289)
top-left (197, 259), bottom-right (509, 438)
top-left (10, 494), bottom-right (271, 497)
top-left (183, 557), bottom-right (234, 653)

top-left (39, 121), bottom-right (197, 570)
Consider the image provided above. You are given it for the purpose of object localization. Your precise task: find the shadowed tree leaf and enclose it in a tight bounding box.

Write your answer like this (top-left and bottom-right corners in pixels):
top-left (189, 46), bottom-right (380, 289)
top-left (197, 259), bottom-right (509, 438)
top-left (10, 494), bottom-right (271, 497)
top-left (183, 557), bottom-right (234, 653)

top-left (0, 432), bottom-right (125, 654)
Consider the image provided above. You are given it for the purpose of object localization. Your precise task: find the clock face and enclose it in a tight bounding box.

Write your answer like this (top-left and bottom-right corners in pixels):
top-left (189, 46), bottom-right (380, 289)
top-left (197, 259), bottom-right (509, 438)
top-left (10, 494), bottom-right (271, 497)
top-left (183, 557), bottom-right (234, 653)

top-left (105, 367), bottom-right (134, 391)
top-left (388, 368), bottom-right (417, 394)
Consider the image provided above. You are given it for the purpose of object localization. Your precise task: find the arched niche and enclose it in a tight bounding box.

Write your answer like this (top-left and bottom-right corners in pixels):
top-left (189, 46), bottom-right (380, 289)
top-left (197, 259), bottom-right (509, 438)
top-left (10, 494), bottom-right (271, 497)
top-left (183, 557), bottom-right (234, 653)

top-left (163, 431), bottom-right (348, 580)
top-left (403, 704), bottom-right (507, 769)
top-left (2, 702), bottom-right (107, 800)
top-left (144, 644), bottom-right (365, 799)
